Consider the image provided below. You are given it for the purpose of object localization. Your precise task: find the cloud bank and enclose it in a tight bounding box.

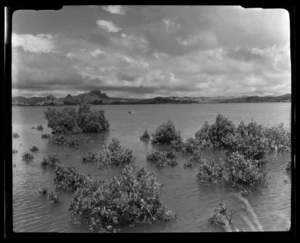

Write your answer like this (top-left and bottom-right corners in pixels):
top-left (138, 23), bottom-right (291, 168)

top-left (12, 6), bottom-right (291, 98)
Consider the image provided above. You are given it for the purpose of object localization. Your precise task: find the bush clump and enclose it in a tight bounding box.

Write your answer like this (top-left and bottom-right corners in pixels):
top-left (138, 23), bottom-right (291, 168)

top-left (223, 152), bottom-right (266, 188)
top-left (151, 120), bottom-right (181, 144)
top-left (264, 123), bottom-right (291, 151)
top-left (21, 152), bottom-right (34, 161)
top-left (52, 134), bottom-right (79, 148)
top-left (69, 166), bottom-right (176, 232)
top-left (140, 129), bottom-right (150, 141)
top-left (194, 116), bottom-right (291, 159)
top-left (196, 158), bottom-right (224, 184)
top-left (146, 150), bottom-right (178, 168)
top-left (286, 160), bottom-right (291, 174)
top-left (97, 138), bottom-right (135, 169)
top-left (48, 191), bottom-right (59, 203)
top-left (41, 134), bottom-right (51, 139)
top-left (41, 154), bottom-right (62, 168)
top-left (82, 152), bottom-right (98, 163)
top-left (54, 165), bottom-right (89, 191)
top-left (36, 125), bottom-right (43, 131)
top-left (44, 102), bottom-right (110, 134)
top-left (39, 186), bottom-right (48, 195)
top-left (30, 146), bottom-right (39, 152)
top-left (12, 149), bottom-right (18, 154)
top-left (208, 201), bottom-right (234, 227)
top-left (13, 132), bottom-right (20, 138)
top-left (183, 161), bottom-right (193, 168)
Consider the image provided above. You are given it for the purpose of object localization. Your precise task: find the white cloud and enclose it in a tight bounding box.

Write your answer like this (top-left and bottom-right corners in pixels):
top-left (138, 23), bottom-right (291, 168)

top-left (96, 20), bottom-right (122, 33)
top-left (102, 5), bottom-right (126, 15)
top-left (163, 18), bottom-right (181, 33)
top-left (66, 52), bottom-right (76, 59)
top-left (90, 48), bottom-right (104, 57)
top-left (121, 33), bottom-right (127, 38)
top-left (12, 33), bottom-right (55, 53)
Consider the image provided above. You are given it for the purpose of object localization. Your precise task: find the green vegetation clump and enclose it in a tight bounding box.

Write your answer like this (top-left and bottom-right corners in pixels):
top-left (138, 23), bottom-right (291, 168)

top-left (52, 134), bottom-right (79, 148)
top-left (41, 134), bottom-right (51, 139)
top-left (196, 158), bottom-right (224, 184)
top-left (151, 120), bottom-right (181, 144)
top-left (30, 146), bottom-right (39, 152)
top-left (48, 191), bottom-right (59, 203)
top-left (44, 102), bottom-right (109, 134)
top-left (41, 154), bottom-right (62, 168)
top-left (21, 152), bottom-right (34, 161)
top-left (54, 165), bottom-right (89, 191)
top-left (208, 201), bottom-right (234, 227)
top-left (146, 150), bottom-right (178, 168)
top-left (96, 138), bottom-right (135, 169)
top-left (69, 166), bottom-right (176, 232)
top-left (39, 186), bottom-right (48, 195)
top-left (223, 152), bottom-right (266, 188)
top-left (13, 132), bottom-right (20, 138)
top-left (140, 129), bottom-right (150, 141)
top-left (82, 152), bottom-right (98, 163)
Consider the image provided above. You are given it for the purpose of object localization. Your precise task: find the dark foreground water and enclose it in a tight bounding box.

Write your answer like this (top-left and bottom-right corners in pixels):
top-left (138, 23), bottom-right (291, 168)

top-left (12, 103), bottom-right (292, 232)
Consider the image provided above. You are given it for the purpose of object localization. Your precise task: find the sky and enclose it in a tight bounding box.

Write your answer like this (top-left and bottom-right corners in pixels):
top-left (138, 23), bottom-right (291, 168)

top-left (11, 5), bottom-right (291, 98)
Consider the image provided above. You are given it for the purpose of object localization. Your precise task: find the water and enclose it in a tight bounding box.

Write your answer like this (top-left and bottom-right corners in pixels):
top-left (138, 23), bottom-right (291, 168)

top-left (12, 103), bottom-right (292, 232)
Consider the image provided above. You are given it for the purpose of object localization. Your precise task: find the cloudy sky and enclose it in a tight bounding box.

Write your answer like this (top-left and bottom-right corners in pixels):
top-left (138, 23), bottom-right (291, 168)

top-left (11, 5), bottom-right (291, 98)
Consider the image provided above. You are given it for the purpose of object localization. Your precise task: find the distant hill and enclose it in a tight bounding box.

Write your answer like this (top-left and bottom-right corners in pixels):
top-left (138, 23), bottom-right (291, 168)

top-left (12, 90), bottom-right (291, 106)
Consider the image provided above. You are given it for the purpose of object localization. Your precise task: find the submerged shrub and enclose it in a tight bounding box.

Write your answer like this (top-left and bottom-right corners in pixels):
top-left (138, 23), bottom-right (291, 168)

top-left (52, 134), bottom-right (79, 148)
top-left (183, 161), bottom-right (193, 168)
top-left (264, 123), bottom-right (291, 151)
top-left (69, 166), bottom-right (176, 232)
top-left (194, 116), bottom-right (290, 160)
top-left (39, 186), bottom-right (48, 195)
top-left (182, 138), bottom-right (201, 154)
top-left (151, 120), bottom-right (181, 144)
top-left (97, 138), bottom-right (135, 169)
top-left (30, 146), bottom-right (39, 152)
top-left (48, 191), bottom-right (59, 203)
top-left (195, 121), bottom-right (213, 148)
top-left (207, 114), bottom-right (236, 149)
top-left (146, 150), bottom-right (178, 168)
top-left (44, 102), bottom-right (109, 134)
top-left (13, 132), bottom-right (20, 138)
top-left (140, 129), bottom-right (150, 141)
top-left (223, 152), bottom-right (266, 188)
top-left (36, 125), bottom-right (43, 131)
top-left (208, 201), bottom-right (234, 227)
top-left (170, 137), bottom-right (184, 152)
top-left (54, 165), bottom-right (89, 191)
top-left (82, 152), bottom-right (98, 163)
top-left (196, 158), bottom-right (224, 184)
top-left (41, 134), bottom-right (51, 139)
top-left (286, 160), bottom-right (291, 174)
top-left (41, 154), bottom-right (62, 168)
top-left (21, 152), bottom-right (33, 161)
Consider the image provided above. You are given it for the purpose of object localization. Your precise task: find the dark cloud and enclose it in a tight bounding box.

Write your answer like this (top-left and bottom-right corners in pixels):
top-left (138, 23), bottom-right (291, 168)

top-left (226, 48), bottom-right (264, 62)
top-left (117, 72), bottom-right (138, 82)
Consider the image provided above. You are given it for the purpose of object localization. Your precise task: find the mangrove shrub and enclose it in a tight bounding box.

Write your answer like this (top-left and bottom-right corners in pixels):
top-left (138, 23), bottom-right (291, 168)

top-left (44, 102), bottom-right (109, 134)
top-left (69, 166), bottom-right (176, 232)
top-left (151, 120), bottom-right (181, 144)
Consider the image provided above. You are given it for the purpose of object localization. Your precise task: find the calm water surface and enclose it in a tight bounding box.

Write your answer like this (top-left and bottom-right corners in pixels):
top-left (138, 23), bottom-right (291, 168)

top-left (12, 103), bottom-right (292, 232)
